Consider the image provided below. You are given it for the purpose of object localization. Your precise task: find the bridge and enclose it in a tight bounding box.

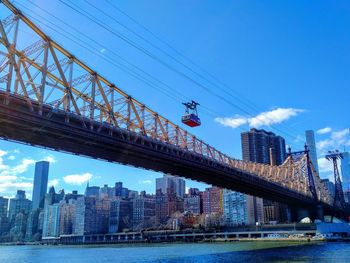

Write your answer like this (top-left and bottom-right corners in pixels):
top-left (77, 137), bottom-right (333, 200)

top-left (0, 1), bottom-right (348, 220)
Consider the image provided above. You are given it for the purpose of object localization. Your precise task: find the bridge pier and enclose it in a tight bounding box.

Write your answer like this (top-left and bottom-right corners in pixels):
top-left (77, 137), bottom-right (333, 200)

top-left (290, 205), bottom-right (324, 222)
top-left (297, 208), bottom-right (310, 221)
top-left (315, 205), bottom-right (324, 222)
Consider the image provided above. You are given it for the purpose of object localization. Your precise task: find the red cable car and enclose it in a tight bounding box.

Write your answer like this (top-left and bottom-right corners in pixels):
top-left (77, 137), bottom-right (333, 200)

top-left (182, 100), bottom-right (201, 127)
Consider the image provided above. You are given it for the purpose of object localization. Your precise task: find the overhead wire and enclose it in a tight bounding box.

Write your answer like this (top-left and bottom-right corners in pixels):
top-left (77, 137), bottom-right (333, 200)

top-left (58, 0), bottom-right (303, 143)
top-left (22, 0), bottom-right (227, 120)
top-left (13, 0), bottom-right (304, 146)
top-left (101, 0), bottom-right (304, 140)
top-left (15, 0), bottom-right (230, 124)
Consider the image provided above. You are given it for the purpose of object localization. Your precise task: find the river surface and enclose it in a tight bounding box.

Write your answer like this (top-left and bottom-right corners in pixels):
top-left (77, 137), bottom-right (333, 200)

top-left (0, 241), bottom-right (349, 262)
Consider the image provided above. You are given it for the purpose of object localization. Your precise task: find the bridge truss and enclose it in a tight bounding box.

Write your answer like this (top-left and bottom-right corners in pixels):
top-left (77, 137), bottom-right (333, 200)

top-left (0, 0), bottom-right (333, 208)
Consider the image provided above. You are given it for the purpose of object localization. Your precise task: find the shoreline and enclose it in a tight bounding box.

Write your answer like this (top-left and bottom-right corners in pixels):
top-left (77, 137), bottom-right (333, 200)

top-left (1, 237), bottom-right (342, 246)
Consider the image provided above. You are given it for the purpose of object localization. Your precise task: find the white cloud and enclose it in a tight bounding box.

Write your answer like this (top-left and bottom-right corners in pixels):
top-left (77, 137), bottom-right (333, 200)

top-left (215, 116), bottom-right (247, 128)
top-left (215, 108), bottom-right (303, 129)
top-left (100, 48), bottom-right (106, 53)
top-left (0, 175), bottom-right (17, 183)
top-left (317, 127), bottom-right (332, 135)
top-left (332, 129), bottom-right (349, 141)
top-left (138, 180), bottom-right (152, 184)
top-left (316, 128), bottom-right (350, 153)
top-left (7, 155), bottom-right (15, 161)
top-left (318, 158), bottom-right (333, 174)
top-left (43, 156), bottom-right (56, 163)
top-left (10, 158), bottom-right (35, 175)
top-left (48, 178), bottom-right (59, 187)
top-left (0, 150), bottom-right (58, 196)
top-left (63, 173), bottom-right (92, 185)
top-left (0, 173), bottom-right (33, 193)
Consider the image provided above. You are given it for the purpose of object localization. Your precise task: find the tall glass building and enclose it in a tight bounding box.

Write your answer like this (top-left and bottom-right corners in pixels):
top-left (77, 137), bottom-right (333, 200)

top-left (32, 161), bottom-right (49, 209)
top-left (305, 130), bottom-right (319, 174)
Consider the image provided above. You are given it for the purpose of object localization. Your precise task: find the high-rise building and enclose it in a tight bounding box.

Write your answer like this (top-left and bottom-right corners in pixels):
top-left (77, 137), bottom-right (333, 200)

top-left (99, 184), bottom-right (114, 199)
top-left (37, 210), bottom-right (45, 233)
top-left (32, 161), bottom-right (49, 210)
top-left (0, 216), bottom-right (9, 235)
top-left (10, 212), bottom-right (28, 239)
top-left (132, 192), bottom-right (155, 230)
top-left (25, 209), bottom-right (40, 241)
top-left (58, 199), bottom-right (76, 235)
top-left (15, 190), bottom-right (26, 200)
top-left (188, 188), bottom-right (200, 196)
top-left (202, 187), bottom-right (223, 215)
top-left (155, 188), bottom-right (183, 223)
top-left (73, 197), bottom-right (85, 235)
top-left (156, 174), bottom-right (185, 198)
top-left (184, 195), bottom-right (201, 214)
top-left (85, 183), bottom-right (100, 198)
top-left (241, 128), bottom-right (286, 166)
top-left (109, 199), bottom-right (132, 233)
top-left (184, 188), bottom-right (201, 214)
top-left (63, 190), bottom-right (82, 202)
top-left (341, 152), bottom-right (350, 191)
top-left (223, 190), bottom-right (248, 226)
top-left (241, 128), bottom-right (287, 224)
top-left (321, 179), bottom-right (335, 198)
top-left (0, 196), bottom-right (8, 218)
top-left (42, 203), bottom-right (60, 237)
top-left (73, 196), bottom-right (110, 235)
top-left (8, 190), bottom-right (32, 220)
top-left (114, 182), bottom-right (123, 197)
top-left (305, 130), bottom-right (319, 174)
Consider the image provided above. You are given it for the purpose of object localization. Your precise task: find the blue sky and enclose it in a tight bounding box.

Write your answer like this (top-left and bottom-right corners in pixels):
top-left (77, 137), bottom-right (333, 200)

top-left (0, 0), bottom-right (349, 198)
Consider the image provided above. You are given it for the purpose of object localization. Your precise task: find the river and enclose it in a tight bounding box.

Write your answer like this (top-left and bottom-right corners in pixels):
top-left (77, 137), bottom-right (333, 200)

top-left (0, 241), bottom-right (349, 262)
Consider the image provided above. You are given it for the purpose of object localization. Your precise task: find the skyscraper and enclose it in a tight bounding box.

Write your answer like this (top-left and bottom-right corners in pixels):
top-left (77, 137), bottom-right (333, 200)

top-left (58, 199), bottom-right (76, 235)
top-left (156, 174), bottom-right (185, 198)
top-left (132, 192), bottom-right (155, 230)
top-left (241, 128), bottom-right (286, 165)
top-left (184, 195), bottom-right (201, 214)
top-left (0, 196), bottom-right (8, 218)
top-left (8, 190), bottom-right (32, 220)
top-left (32, 161), bottom-right (49, 209)
top-left (73, 196), bottom-right (110, 235)
top-left (202, 187), bottom-right (223, 215)
top-left (241, 128), bottom-right (287, 224)
top-left (85, 183), bottom-right (100, 198)
top-left (341, 152), bottom-right (350, 191)
top-left (109, 199), bottom-right (132, 233)
top-left (25, 209), bottom-right (40, 241)
top-left (305, 130), bottom-right (319, 174)
top-left (42, 203), bottom-right (60, 237)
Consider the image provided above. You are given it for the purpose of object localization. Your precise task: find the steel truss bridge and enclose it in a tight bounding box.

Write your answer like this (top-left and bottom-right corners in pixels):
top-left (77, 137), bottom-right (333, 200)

top-left (0, 1), bottom-right (347, 218)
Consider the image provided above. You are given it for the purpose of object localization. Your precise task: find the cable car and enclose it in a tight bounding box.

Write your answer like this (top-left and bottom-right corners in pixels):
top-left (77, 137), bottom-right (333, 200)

top-left (182, 100), bottom-right (201, 127)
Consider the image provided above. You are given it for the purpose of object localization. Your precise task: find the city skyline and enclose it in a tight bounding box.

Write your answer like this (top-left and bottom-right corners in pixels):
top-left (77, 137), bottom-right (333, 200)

top-left (0, 127), bottom-right (349, 199)
top-left (1, 0), bottom-right (350, 261)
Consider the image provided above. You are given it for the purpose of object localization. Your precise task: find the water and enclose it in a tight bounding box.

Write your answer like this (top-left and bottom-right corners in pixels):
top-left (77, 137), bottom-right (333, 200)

top-left (0, 241), bottom-right (349, 262)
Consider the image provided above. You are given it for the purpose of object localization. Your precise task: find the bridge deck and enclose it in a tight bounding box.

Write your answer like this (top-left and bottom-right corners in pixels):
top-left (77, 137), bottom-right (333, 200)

top-left (0, 92), bottom-right (334, 213)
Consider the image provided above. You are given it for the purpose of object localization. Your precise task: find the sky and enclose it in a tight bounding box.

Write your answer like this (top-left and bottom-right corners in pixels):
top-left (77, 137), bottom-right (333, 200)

top-left (0, 0), bottom-right (349, 199)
